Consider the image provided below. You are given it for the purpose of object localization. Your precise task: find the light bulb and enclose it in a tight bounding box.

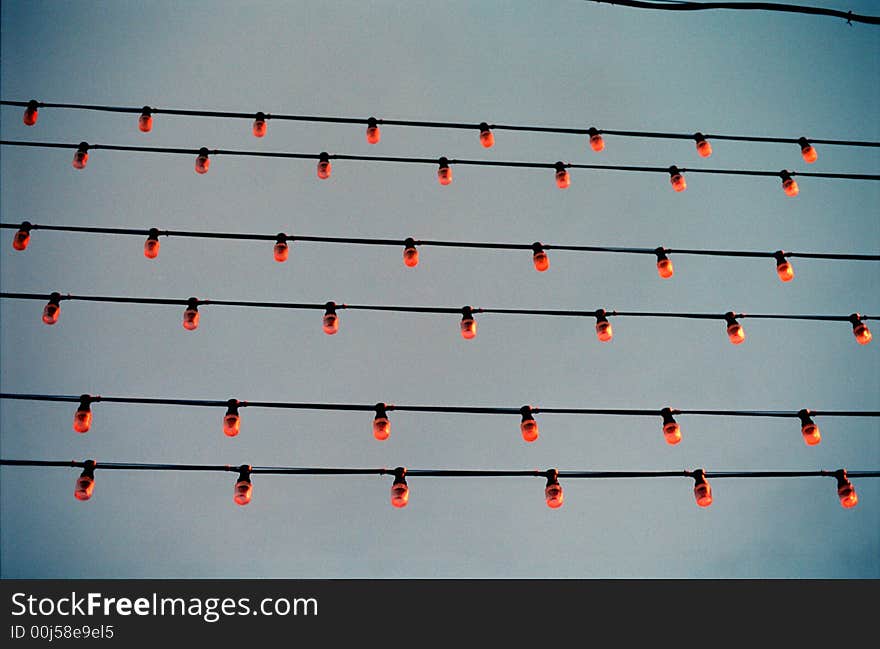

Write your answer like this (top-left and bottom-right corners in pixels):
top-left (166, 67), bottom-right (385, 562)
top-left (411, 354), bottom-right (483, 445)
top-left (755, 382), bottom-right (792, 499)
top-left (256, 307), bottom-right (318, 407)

top-left (595, 309), bottom-right (613, 342)
top-left (479, 122), bottom-right (494, 148)
top-left (725, 311), bottom-right (745, 345)
top-left (274, 234), bottom-right (289, 262)
top-left (780, 171), bottom-right (798, 197)
top-left (835, 470), bottom-right (858, 509)
top-left (391, 468), bottom-right (409, 508)
top-left (774, 251), bottom-right (794, 282)
top-left (144, 228), bottom-right (160, 259)
top-left (532, 243), bottom-right (549, 272)
top-left (72, 142), bottom-right (89, 169)
top-left (366, 117), bottom-right (381, 144)
top-left (138, 107), bottom-right (153, 133)
top-left (693, 469), bottom-right (713, 507)
top-left (798, 409), bottom-right (821, 446)
top-left (545, 470), bottom-right (564, 509)
top-left (373, 403), bottom-right (390, 441)
top-left (195, 147), bottom-right (210, 174)
top-left (588, 127), bottom-right (604, 152)
top-left (183, 297), bottom-right (200, 331)
top-left (554, 161), bottom-right (570, 189)
top-left (694, 132), bottom-right (712, 158)
top-left (234, 466), bottom-right (252, 506)
top-left (460, 306), bottom-right (477, 340)
top-left (798, 137), bottom-right (817, 164)
top-left (520, 405), bottom-right (539, 443)
top-left (403, 238), bottom-right (419, 267)
top-left (23, 100), bottom-right (39, 126)
top-left (438, 157), bottom-right (452, 186)
top-left (323, 301), bottom-right (339, 335)
top-left (224, 399), bottom-right (241, 437)
top-left (317, 152), bottom-right (331, 179)
top-left (42, 292), bottom-right (62, 325)
top-left (661, 408), bottom-right (681, 445)
top-left (669, 165), bottom-right (686, 192)
top-left (655, 248), bottom-right (674, 279)
top-left (12, 221), bottom-right (31, 251)
top-left (849, 314), bottom-right (872, 345)
top-left (253, 112), bottom-right (267, 138)
top-left (74, 461), bottom-right (96, 501)
top-left (73, 395), bottom-right (93, 433)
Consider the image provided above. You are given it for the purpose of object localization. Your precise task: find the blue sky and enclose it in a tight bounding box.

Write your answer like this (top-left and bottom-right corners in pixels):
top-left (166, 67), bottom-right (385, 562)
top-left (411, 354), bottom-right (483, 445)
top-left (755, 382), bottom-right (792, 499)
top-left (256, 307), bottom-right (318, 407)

top-left (1, 0), bottom-right (878, 578)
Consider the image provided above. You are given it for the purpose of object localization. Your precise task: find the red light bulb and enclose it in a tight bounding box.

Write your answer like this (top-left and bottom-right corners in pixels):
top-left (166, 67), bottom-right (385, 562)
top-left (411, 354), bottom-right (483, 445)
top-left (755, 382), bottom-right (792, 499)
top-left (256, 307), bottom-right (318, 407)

top-left (595, 309), bottom-right (613, 342)
top-left (403, 238), bottom-right (419, 267)
top-left (669, 165), bottom-right (686, 192)
top-left (835, 470), bottom-right (857, 509)
top-left (74, 461), bottom-right (96, 501)
top-left (588, 127), bottom-right (604, 152)
top-left (655, 248), bottom-right (674, 279)
top-left (323, 302), bottom-right (339, 335)
top-left (798, 409), bottom-right (821, 446)
top-left (694, 132), bottom-right (712, 158)
top-left (479, 122), bottom-right (494, 148)
top-left (460, 306), bottom-right (477, 340)
top-left (373, 403), bottom-right (391, 441)
top-left (72, 142), bottom-right (89, 169)
top-left (138, 107), bottom-right (153, 133)
top-left (195, 147), bottom-right (210, 174)
top-left (520, 406), bottom-right (539, 443)
top-left (661, 408), bottom-right (681, 445)
top-left (438, 157), bottom-right (452, 186)
top-left (780, 171), bottom-right (798, 197)
top-left (774, 251), bottom-right (794, 282)
top-left (234, 466), bottom-right (252, 506)
top-left (274, 234), bottom-right (289, 262)
top-left (183, 298), bottom-right (200, 331)
top-left (545, 470), bottom-right (564, 509)
top-left (798, 137), bottom-right (817, 164)
top-left (317, 152), bottom-right (332, 179)
top-left (849, 314), bottom-right (872, 345)
top-left (366, 117), bottom-right (381, 144)
top-left (12, 221), bottom-right (32, 251)
top-left (532, 242), bottom-right (549, 272)
top-left (144, 228), bottom-right (160, 259)
top-left (391, 468), bottom-right (409, 508)
top-left (42, 292), bottom-right (61, 325)
top-left (224, 399), bottom-right (241, 437)
top-left (693, 469), bottom-right (713, 507)
top-left (23, 100), bottom-right (39, 126)
top-left (725, 311), bottom-right (745, 345)
top-left (253, 112), bottom-right (267, 138)
top-left (554, 161), bottom-right (570, 189)
top-left (73, 395), bottom-right (93, 433)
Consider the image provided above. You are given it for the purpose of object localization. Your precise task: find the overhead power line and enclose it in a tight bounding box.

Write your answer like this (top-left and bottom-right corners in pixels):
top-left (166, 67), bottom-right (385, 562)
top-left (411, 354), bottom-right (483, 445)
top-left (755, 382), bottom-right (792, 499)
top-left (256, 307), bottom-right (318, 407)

top-left (1, 459), bottom-right (876, 509)
top-left (591, 1), bottom-right (880, 25)
top-left (2, 392), bottom-right (876, 446)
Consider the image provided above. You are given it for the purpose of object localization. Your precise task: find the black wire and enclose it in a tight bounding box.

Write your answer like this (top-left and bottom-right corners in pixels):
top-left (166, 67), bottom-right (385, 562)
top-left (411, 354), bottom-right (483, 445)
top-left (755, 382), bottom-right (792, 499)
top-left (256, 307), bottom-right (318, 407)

top-left (2, 393), bottom-right (877, 420)
top-left (1, 292), bottom-right (874, 323)
top-left (1, 140), bottom-right (878, 182)
top-left (590, 1), bottom-right (880, 26)
top-left (2, 459), bottom-right (879, 479)
top-left (3, 100), bottom-right (879, 147)
top-left (3, 222), bottom-right (878, 262)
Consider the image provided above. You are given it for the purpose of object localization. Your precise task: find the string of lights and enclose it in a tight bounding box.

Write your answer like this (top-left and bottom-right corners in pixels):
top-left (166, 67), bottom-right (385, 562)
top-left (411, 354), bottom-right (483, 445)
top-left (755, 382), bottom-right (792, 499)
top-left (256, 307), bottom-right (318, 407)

top-left (590, 1), bottom-right (880, 26)
top-left (3, 392), bottom-right (877, 446)
top-left (1, 458), bottom-right (876, 509)
top-left (4, 222), bottom-right (878, 280)
top-left (1, 141), bottom-right (878, 195)
top-left (1, 291), bottom-right (874, 346)
top-left (5, 99), bottom-right (879, 156)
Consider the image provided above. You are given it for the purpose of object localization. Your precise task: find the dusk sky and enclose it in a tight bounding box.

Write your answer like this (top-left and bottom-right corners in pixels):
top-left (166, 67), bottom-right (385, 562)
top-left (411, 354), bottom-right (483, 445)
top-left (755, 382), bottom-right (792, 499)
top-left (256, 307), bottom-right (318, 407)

top-left (1, 0), bottom-right (877, 578)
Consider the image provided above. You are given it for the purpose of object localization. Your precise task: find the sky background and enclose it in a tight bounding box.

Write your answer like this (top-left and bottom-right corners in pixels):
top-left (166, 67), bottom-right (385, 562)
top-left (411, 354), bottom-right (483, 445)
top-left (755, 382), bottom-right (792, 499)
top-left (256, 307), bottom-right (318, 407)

top-left (1, 0), bottom-right (877, 579)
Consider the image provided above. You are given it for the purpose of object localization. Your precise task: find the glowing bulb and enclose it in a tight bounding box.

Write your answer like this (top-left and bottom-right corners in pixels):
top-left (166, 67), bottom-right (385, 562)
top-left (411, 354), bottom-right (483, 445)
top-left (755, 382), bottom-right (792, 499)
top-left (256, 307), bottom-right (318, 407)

top-left (274, 234), bottom-right (289, 262)
top-left (725, 311), bottom-right (745, 345)
top-left (317, 152), bottom-right (332, 179)
top-left (183, 297), bottom-right (200, 331)
top-left (460, 306), bottom-right (477, 340)
top-left (73, 395), bottom-right (93, 433)
top-left (780, 171), bottom-right (798, 197)
top-left (391, 468), bottom-right (409, 508)
top-left (850, 314), bottom-right (872, 345)
top-left (253, 112), bottom-right (267, 138)
top-left (373, 403), bottom-right (390, 441)
top-left (403, 238), bottom-right (419, 267)
top-left (224, 399), bottom-right (241, 437)
top-left (774, 251), bottom-right (794, 282)
top-left (195, 147), bottom-right (210, 174)
top-left (694, 132), bottom-right (712, 158)
top-left (23, 100), bottom-right (39, 126)
top-left (545, 470), bottom-right (563, 509)
top-left (693, 469), bottom-right (713, 507)
top-left (438, 157), bottom-right (452, 186)
top-left (520, 406), bottom-right (539, 443)
top-left (595, 309), bottom-right (613, 342)
top-left (588, 127), bottom-right (604, 152)
top-left (138, 107), bottom-right (153, 133)
top-left (42, 292), bottom-right (61, 325)
top-left (234, 466), bottom-right (252, 506)
top-left (798, 409), bottom-right (821, 446)
top-left (661, 408), bottom-right (681, 445)
top-left (72, 142), bottom-right (89, 169)
top-left (554, 161), bottom-right (570, 189)
top-left (366, 117), bottom-right (381, 144)
top-left (323, 302), bottom-right (339, 335)
top-left (74, 461), bottom-right (96, 501)
top-left (655, 248), bottom-right (674, 279)
top-left (669, 165), bottom-right (686, 192)
top-left (144, 228), bottom-right (160, 259)
top-left (532, 243), bottom-right (549, 272)
top-left (479, 122), bottom-right (494, 148)
top-left (798, 137), bottom-right (817, 164)
top-left (835, 470), bottom-right (858, 509)
top-left (12, 221), bottom-right (31, 251)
